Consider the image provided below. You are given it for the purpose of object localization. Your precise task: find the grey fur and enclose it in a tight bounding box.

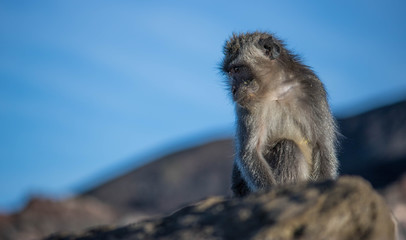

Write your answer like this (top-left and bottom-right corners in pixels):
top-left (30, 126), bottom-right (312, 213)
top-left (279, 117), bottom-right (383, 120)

top-left (220, 32), bottom-right (338, 197)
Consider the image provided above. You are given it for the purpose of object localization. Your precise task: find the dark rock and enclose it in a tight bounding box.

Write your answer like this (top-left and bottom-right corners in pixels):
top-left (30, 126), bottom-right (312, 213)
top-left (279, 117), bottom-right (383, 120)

top-left (44, 177), bottom-right (396, 240)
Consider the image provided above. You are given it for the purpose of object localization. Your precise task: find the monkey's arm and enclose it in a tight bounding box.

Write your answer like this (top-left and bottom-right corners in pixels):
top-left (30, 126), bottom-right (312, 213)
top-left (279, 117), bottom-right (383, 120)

top-left (309, 109), bottom-right (339, 181)
top-left (311, 144), bottom-right (338, 180)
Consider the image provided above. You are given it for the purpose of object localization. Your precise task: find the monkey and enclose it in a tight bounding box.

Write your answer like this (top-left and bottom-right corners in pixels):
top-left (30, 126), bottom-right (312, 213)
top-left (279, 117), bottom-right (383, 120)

top-left (220, 32), bottom-right (338, 197)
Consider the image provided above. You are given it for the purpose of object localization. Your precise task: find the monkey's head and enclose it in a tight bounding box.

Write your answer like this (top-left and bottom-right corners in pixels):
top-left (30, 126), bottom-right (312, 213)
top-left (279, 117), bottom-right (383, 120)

top-left (221, 32), bottom-right (289, 108)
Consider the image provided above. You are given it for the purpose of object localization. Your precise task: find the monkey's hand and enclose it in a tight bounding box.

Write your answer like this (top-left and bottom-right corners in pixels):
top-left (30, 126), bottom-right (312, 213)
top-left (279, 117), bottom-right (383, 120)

top-left (236, 151), bottom-right (276, 192)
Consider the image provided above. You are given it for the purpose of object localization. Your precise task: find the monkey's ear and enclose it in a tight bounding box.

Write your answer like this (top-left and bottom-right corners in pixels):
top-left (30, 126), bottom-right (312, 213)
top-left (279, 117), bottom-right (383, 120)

top-left (259, 37), bottom-right (280, 60)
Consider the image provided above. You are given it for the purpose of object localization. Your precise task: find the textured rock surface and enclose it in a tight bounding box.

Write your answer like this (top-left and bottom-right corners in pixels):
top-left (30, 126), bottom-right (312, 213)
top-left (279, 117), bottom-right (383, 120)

top-left (381, 174), bottom-right (406, 240)
top-left (45, 177), bottom-right (395, 240)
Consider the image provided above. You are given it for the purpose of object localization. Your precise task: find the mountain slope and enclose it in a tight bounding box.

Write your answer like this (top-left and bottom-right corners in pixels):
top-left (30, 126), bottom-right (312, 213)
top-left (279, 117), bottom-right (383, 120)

top-left (338, 99), bottom-right (406, 187)
top-left (82, 99), bottom-right (406, 215)
top-left (82, 139), bottom-right (235, 215)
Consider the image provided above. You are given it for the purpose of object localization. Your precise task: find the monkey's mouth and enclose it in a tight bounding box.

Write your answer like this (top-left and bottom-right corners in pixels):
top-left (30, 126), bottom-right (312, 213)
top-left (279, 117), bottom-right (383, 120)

top-left (232, 85), bottom-right (237, 96)
top-left (231, 83), bottom-right (257, 107)
top-left (232, 85), bottom-right (246, 101)
top-left (232, 79), bottom-right (253, 96)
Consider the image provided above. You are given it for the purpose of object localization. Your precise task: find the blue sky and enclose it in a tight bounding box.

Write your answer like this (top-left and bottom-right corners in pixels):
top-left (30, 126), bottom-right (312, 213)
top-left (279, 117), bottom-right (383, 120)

top-left (1, 1), bottom-right (405, 212)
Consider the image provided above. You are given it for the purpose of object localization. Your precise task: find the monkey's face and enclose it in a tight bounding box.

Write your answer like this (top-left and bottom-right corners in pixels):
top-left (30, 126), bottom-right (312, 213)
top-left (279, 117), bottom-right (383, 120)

top-left (222, 32), bottom-right (282, 108)
top-left (226, 64), bottom-right (259, 107)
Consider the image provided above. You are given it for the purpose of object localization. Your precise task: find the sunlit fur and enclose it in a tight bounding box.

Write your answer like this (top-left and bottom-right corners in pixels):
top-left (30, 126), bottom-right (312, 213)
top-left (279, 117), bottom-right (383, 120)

top-left (220, 32), bottom-right (338, 197)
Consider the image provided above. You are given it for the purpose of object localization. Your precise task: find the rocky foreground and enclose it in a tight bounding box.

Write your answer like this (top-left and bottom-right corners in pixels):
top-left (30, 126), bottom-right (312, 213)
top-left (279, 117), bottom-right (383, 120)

top-left (44, 176), bottom-right (396, 240)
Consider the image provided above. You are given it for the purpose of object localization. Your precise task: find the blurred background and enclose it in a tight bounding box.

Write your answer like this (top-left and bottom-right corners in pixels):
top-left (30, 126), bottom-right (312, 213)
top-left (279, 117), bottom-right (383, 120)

top-left (1, 1), bottom-right (406, 239)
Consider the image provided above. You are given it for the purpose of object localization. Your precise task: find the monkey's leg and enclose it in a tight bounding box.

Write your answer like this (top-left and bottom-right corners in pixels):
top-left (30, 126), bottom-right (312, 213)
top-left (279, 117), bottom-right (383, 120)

top-left (265, 139), bottom-right (310, 185)
top-left (231, 162), bottom-right (250, 197)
